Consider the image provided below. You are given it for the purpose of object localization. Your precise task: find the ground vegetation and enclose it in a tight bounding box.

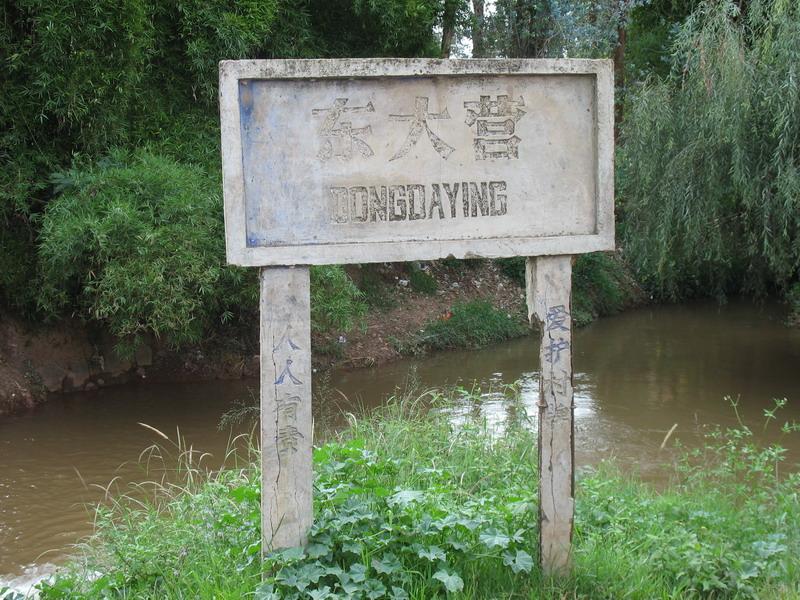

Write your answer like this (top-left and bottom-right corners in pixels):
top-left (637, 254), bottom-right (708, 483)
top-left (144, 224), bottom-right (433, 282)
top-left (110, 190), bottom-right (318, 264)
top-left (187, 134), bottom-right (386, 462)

top-left (30, 388), bottom-right (800, 599)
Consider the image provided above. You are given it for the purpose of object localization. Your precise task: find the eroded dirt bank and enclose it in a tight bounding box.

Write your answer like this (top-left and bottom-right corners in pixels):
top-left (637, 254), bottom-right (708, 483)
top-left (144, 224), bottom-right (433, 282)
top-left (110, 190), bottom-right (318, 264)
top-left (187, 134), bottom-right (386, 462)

top-left (0, 261), bottom-right (528, 416)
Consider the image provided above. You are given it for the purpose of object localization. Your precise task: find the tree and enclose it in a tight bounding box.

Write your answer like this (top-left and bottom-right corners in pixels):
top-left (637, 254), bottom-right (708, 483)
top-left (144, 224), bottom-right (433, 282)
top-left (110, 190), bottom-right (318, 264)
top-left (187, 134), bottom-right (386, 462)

top-left (621, 0), bottom-right (800, 300)
top-left (0, 0), bottom-right (444, 339)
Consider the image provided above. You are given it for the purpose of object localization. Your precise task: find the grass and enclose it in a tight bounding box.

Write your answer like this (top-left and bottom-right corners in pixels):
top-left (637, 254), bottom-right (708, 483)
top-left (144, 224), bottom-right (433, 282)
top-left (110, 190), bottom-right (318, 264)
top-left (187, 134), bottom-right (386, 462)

top-left (32, 391), bottom-right (800, 599)
top-left (393, 300), bottom-right (527, 355)
top-left (497, 253), bottom-right (641, 327)
top-left (407, 264), bottom-right (438, 295)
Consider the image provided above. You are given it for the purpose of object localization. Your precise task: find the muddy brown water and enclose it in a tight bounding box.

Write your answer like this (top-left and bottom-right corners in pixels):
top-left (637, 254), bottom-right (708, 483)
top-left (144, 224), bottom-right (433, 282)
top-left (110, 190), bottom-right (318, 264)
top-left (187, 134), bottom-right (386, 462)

top-left (2, 300), bottom-right (800, 589)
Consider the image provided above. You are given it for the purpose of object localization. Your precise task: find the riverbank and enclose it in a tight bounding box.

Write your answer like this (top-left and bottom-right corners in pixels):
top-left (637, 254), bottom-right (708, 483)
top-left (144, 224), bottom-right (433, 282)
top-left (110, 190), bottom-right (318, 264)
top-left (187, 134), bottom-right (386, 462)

top-left (0, 255), bottom-right (642, 417)
top-left (23, 388), bottom-right (800, 599)
top-left (2, 300), bottom-right (799, 585)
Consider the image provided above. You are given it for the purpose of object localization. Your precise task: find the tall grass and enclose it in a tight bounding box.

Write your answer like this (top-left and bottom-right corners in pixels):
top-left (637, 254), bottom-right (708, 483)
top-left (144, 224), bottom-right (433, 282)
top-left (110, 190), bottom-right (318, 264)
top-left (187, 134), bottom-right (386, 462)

top-left (36, 390), bottom-right (800, 599)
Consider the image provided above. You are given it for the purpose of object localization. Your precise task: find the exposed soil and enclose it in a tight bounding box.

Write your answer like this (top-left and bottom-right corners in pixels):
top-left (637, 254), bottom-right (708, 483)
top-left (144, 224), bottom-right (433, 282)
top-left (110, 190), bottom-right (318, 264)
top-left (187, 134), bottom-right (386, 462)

top-left (0, 260), bottom-right (527, 416)
top-left (318, 260), bottom-right (527, 368)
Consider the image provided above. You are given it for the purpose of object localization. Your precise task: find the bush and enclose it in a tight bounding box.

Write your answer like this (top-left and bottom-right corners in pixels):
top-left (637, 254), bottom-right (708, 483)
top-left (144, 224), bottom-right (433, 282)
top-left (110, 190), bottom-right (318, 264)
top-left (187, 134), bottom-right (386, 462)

top-left (788, 283), bottom-right (800, 327)
top-left (572, 253), bottom-right (630, 326)
top-left (357, 265), bottom-right (397, 311)
top-left (0, 0), bottom-right (444, 316)
top-left (419, 300), bottom-right (526, 351)
top-left (310, 265), bottom-right (367, 334)
top-left (407, 263), bottom-right (438, 295)
top-left (496, 257), bottom-right (525, 286)
top-left (37, 151), bottom-right (256, 352)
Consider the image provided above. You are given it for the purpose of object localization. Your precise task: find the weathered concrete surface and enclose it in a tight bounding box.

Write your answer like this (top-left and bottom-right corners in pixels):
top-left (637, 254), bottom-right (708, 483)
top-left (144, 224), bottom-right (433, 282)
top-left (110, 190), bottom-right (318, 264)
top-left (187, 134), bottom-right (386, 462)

top-left (220, 58), bottom-right (614, 266)
top-left (259, 267), bottom-right (313, 550)
top-left (526, 255), bottom-right (574, 575)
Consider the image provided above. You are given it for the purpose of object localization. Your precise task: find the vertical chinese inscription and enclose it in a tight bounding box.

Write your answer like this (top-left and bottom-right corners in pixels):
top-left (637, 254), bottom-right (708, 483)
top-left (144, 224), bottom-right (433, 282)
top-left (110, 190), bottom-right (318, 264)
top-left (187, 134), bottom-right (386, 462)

top-left (260, 267), bottom-right (313, 551)
top-left (526, 255), bottom-right (574, 576)
top-left (464, 95), bottom-right (526, 159)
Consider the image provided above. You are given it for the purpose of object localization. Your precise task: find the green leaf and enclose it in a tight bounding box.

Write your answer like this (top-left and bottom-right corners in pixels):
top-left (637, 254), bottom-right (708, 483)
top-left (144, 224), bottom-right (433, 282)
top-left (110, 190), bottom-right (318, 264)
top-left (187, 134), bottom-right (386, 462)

top-left (388, 489), bottom-right (425, 507)
top-left (372, 552), bottom-right (402, 575)
top-left (390, 587), bottom-right (409, 600)
top-left (307, 586), bottom-right (333, 600)
top-left (364, 578), bottom-right (388, 599)
top-left (503, 549), bottom-right (534, 574)
top-left (276, 568), bottom-right (310, 592)
top-left (254, 583), bottom-right (281, 600)
top-left (272, 546), bottom-right (305, 562)
top-left (297, 562), bottom-right (326, 584)
top-left (306, 542), bottom-right (331, 559)
top-left (349, 563), bottom-right (369, 583)
top-left (342, 540), bottom-right (362, 555)
top-left (433, 569), bottom-right (464, 593)
top-left (417, 545), bottom-right (446, 562)
top-left (479, 528), bottom-right (511, 549)
top-left (229, 485), bottom-right (259, 503)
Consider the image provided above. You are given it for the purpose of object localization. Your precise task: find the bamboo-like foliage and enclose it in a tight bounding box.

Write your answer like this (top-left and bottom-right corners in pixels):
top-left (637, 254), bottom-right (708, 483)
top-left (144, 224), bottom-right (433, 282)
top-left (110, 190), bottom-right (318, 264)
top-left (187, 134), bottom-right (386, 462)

top-left (620, 0), bottom-right (800, 299)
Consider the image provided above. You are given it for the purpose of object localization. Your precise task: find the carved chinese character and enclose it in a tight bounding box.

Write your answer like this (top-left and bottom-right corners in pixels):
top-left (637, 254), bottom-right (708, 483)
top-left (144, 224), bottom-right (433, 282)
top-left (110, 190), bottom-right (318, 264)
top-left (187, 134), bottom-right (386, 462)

top-left (463, 95), bottom-right (526, 160)
top-left (543, 373), bottom-right (570, 396)
top-left (273, 327), bottom-right (301, 352)
top-left (312, 98), bottom-right (375, 161)
top-left (545, 305), bottom-right (570, 333)
top-left (276, 395), bottom-right (301, 421)
top-left (274, 359), bottom-right (302, 385)
top-left (544, 338), bottom-right (570, 364)
top-left (389, 97), bottom-right (455, 161)
top-left (277, 424), bottom-right (303, 454)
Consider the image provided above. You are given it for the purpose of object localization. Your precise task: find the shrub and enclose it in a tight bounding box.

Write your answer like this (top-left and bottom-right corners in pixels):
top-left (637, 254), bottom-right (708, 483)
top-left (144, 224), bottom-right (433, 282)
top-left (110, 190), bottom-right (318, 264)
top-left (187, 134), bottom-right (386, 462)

top-left (419, 300), bottom-right (526, 351)
top-left (572, 253), bottom-right (630, 326)
top-left (788, 283), bottom-right (800, 327)
top-left (37, 151), bottom-right (255, 351)
top-left (357, 265), bottom-right (397, 311)
top-left (496, 257), bottom-right (525, 286)
top-left (407, 263), bottom-right (438, 295)
top-left (310, 265), bottom-right (367, 334)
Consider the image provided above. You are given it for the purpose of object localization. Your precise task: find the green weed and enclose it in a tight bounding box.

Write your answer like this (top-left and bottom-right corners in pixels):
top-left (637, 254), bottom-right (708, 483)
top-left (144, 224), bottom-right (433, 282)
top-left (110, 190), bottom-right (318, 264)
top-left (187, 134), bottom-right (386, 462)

top-left (35, 391), bottom-right (800, 599)
top-left (407, 264), bottom-right (437, 295)
top-left (415, 300), bottom-right (526, 352)
top-left (357, 266), bottom-right (397, 311)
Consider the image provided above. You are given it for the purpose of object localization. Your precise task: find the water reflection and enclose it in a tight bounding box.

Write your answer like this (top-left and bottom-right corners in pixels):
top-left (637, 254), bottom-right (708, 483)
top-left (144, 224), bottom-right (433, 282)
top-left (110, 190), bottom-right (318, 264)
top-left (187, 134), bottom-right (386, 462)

top-left (1, 300), bottom-right (799, 583)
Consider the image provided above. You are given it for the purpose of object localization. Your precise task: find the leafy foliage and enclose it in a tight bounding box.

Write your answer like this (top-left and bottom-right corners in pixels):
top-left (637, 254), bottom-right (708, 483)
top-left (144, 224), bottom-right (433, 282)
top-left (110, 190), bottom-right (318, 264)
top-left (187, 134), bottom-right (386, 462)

top-left (34, 388), bottom-right (800, 599)
top-left (1, 0), bottom-right (443, 337)
top-left (310, 266), bottom-right (368, 334)
top-left (37, 151), bottom-right (256, 351)
top-left (571, 252), bottom-right (632, 326)
top-left (407, 264), bottom-right (438, 295)
top-left (417, 300), bottom-right (526, 351)
top-left (621, 0), bottom-right (800, 300)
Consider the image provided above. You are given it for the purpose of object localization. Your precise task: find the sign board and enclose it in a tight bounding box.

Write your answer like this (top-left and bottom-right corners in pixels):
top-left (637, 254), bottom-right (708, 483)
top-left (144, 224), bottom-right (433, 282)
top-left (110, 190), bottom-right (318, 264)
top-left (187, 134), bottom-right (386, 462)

top-left (220, 58), bottom-right (614, 576)
top-left (220, 59), bottom-right (614, 266)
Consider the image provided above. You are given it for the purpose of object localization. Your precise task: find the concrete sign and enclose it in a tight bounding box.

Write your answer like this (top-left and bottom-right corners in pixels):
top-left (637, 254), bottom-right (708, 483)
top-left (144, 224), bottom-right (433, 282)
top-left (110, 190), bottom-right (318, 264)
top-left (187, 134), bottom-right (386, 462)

top-left (220, 58), bottom-right (614, 577)
top-left (220, 59), bottom-right (614, 266)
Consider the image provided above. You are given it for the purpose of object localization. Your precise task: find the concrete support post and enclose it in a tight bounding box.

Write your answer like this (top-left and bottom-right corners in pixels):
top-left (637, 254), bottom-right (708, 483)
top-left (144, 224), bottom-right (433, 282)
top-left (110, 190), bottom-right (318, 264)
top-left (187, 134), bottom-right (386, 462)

top-left (259, 266), bottom-right (313, 552)
top-left (526, 255), bottom-right (575, 575)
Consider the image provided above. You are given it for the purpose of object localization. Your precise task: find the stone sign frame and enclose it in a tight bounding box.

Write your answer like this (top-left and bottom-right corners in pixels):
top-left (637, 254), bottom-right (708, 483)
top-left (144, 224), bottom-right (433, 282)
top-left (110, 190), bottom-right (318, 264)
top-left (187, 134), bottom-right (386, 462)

top-left (220, 58), bottom-right (614, 576)
top-left (220, 58), bottom-right (614, 267)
